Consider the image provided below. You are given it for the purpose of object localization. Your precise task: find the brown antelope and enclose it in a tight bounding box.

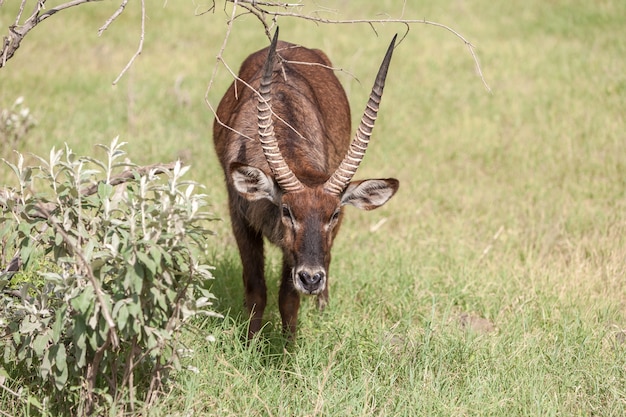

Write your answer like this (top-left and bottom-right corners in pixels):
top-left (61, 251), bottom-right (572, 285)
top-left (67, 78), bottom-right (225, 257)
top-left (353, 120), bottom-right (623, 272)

top-left (213, 29), bottom-right (399, 339)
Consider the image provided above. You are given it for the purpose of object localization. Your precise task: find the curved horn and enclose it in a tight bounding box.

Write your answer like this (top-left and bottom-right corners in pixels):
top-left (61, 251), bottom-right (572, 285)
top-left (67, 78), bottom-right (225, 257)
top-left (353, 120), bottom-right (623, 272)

top-left (324, 34), bottom-right (397, 195)
top-left (257, 28), bottom-right (304, 193)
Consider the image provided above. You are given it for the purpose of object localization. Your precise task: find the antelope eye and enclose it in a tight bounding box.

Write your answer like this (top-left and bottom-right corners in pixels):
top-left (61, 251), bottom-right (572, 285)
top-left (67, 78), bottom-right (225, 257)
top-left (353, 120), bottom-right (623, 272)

top-left (282, 205), bottom-right (292, 219)
top-left (330, 209), bottom-right (341, 222)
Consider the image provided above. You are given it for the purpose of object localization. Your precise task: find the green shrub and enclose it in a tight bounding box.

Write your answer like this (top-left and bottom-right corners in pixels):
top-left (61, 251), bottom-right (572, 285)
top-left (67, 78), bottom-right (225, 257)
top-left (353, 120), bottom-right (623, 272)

top-left (0, 96), bottom-right (36, 152)
top-left (0, 138), bottom-right (220, 416)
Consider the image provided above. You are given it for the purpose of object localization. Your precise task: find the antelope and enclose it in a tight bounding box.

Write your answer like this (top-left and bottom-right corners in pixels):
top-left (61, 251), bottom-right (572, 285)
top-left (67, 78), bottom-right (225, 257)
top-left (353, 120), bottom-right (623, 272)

top-left (213, 29), bottom-right (399, 339)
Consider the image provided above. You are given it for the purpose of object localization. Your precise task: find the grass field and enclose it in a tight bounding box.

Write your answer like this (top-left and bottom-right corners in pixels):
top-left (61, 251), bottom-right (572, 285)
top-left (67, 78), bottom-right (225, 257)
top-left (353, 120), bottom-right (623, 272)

top-left (1, 0), bottom-right (626, 415)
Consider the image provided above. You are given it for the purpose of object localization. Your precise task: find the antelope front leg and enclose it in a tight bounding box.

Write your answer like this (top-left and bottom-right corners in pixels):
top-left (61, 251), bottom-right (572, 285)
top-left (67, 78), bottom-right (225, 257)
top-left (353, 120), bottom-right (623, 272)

top-left (241, 242), bottom-right (266, 339)
top-left (230, 208), bottom-right (267, 339)
top-left (279, 264), bottom-right (301, 339)
top-left (245, 288), bottom-right (266, 339)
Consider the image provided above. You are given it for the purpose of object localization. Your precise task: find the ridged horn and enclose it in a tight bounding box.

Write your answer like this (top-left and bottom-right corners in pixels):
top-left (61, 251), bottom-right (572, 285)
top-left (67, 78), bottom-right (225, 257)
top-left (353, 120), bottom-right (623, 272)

top-left (257, 28), bottom-right (304, 193)
top-left (324, 34), bottom-right (397, 195)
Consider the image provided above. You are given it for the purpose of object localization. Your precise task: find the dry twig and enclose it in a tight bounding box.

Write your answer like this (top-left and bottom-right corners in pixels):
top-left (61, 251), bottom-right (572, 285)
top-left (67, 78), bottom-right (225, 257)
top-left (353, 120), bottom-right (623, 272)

top-left (226, 0), bottom-right (491, 92)
top-left (1, 0), bottom-right (101, 68)
top-left (111, 0), bottom-right (146, 85)
top-left (1, 0), bottom-right (144, 84)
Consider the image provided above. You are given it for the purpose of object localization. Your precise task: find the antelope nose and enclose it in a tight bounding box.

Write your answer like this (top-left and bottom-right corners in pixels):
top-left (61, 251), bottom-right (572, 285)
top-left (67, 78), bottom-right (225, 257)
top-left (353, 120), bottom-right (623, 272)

top-left (298, 270), bottom-right (325, 291)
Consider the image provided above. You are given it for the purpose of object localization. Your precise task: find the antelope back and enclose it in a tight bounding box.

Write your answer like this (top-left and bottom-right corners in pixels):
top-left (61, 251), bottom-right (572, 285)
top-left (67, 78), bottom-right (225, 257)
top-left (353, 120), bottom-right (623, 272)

top-left (213, 40), bottom-right (352, 181)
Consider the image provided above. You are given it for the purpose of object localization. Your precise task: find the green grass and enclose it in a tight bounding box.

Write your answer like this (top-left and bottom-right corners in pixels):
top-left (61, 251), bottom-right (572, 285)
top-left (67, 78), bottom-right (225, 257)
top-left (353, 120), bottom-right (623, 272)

top-left (2, 0), bottom-right (626, 415)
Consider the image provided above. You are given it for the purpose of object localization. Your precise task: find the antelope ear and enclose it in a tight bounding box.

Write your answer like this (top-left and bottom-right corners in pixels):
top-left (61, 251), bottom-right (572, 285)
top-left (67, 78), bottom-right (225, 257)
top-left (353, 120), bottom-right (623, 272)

top-left (341, 178), bottom-right (399, 210)
top-left (230, 163), bottom-right (280, 203)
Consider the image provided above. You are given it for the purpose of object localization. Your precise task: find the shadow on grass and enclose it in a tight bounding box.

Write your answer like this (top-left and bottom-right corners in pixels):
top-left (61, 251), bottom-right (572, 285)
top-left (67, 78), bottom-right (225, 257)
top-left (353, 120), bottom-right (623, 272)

top-left (205, 251), bottom-right (245, 314)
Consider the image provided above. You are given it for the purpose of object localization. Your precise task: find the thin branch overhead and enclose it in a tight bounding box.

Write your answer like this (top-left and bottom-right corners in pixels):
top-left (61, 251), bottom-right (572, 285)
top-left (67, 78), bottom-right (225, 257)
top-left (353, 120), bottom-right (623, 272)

top-left (111, 0), bottom-right (145, 85)
top-left (1, 0), bottom-right (101, 68)
top-left (0, 0), bottom-right (141, 84)
top-left (224, 0), bottom-right (491, 92)
top-left (205, 0), bottom-right (491, 141)
top-left (2, 0), bottom-right (489, 91)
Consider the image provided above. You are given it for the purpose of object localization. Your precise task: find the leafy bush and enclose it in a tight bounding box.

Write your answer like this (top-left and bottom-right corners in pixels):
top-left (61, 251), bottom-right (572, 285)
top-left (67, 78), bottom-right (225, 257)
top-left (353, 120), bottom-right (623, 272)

top-left (0, 138), bottom-right (220, 416)
top-left (0, 96), bottom-right (37, 151)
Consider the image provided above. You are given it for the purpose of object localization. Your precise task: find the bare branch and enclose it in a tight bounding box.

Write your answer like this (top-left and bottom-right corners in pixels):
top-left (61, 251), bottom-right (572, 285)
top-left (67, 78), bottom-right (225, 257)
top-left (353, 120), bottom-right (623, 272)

top-left (37, 0), bottom-right (102, 22)
top-left (206, 2), bottom-right (348, 147)
top-left (1, 0), bottom-right (102, 68)
top-left (222, 0), bottom-right (491, 92)
top-left (80, 161), bottom-right (177, 196)
top-left (1, 0), bottom-right (146, 83)
top-left (14, 0), bottom-right (29, 27)
top-left (98, 0), bottom-right (129, 36)
top-left (111, 0), bottom-right (145, 84)
top-left (204, 0), bottom-right (241, 137)
top-left (194, 2), bottom-right (216, 16)
top-left (205, 0), bottom-right (491, 160)
top-left (240, 0), bottom-right (302, 6)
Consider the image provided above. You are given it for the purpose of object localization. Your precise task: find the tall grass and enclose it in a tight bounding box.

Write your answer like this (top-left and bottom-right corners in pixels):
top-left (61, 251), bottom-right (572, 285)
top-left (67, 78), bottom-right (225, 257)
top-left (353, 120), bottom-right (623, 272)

top-left (1, 0), bottom-right (625, 415)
